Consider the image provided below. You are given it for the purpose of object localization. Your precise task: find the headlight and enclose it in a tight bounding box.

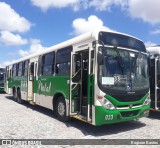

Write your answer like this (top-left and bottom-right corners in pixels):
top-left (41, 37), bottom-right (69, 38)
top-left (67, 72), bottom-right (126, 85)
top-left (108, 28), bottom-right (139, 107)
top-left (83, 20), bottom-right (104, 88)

top-left (98, 96), bottom-right (116, 110)
top-left (143, 95), bottom-right (151, 106)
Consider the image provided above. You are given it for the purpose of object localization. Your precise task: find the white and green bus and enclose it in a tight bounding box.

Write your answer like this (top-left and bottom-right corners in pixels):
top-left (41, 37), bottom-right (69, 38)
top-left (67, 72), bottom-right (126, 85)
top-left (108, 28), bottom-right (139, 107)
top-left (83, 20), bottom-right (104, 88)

top-left (5, 29), bottom-right (150, 126)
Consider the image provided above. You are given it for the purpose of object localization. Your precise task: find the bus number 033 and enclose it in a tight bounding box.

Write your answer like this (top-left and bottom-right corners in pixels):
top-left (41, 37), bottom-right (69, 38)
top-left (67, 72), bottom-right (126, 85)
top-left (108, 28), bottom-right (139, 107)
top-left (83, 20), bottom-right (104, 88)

top-left (105, 115), bottom-right (113, 120)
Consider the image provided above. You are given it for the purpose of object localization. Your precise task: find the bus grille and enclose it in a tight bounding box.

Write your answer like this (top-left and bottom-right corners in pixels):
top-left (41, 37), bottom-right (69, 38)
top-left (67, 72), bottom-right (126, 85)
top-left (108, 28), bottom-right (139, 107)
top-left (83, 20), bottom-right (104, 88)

top-left (116, 103), bottom-right (141, 108)
top-left (111, 94), bottom-right (145, 102)
top-left (120, 110), bottom-right (140, 117)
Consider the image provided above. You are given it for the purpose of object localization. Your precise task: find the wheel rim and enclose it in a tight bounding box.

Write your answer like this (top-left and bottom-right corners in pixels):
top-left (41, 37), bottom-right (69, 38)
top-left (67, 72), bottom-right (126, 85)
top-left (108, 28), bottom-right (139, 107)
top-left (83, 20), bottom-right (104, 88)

top-left (58, 102), bottom-right (65, 116)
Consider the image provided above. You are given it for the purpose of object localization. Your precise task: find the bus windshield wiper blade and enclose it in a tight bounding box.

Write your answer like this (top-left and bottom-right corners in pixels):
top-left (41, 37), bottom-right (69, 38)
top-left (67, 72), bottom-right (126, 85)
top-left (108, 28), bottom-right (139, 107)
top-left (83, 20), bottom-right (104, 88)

top-left (114, 47), bottom-right (124, 68)
top-left (133, 51), bottom-right (141, 69)
top-left (114, 47), bottom-right (124, 74)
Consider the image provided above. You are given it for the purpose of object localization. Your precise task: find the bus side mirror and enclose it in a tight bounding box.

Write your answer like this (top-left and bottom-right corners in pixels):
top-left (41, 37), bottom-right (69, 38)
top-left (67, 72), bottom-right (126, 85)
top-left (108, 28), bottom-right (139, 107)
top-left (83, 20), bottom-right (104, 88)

top-left (97, 51), bottom-right (103, 65)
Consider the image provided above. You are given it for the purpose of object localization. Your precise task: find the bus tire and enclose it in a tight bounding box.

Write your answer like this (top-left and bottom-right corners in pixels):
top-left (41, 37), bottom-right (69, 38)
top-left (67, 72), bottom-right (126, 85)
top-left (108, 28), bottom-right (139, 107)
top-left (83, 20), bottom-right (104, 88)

top-left (55, 96), bottom-right (70, 122)
top-left (13, 89), bottom-right (17, 101)
top-left (17, 89), bottom-right (23, 104)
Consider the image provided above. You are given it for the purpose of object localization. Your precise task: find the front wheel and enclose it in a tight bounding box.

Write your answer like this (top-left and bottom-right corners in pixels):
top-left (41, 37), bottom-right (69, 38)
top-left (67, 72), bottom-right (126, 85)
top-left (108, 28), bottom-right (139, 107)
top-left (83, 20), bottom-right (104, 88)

top-left (55, 96), bottom-right (70, 122)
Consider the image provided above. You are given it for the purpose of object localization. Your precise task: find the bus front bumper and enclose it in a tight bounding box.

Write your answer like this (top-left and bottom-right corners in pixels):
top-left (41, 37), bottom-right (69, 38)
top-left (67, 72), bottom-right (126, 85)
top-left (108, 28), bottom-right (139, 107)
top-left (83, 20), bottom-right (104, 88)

top-left (95, 104), bottom-right (150, 126)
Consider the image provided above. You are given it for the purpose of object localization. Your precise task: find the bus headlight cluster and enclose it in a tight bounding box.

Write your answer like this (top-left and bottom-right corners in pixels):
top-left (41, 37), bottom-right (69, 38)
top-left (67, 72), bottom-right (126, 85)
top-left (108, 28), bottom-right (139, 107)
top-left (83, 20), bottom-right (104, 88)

top-left (98, 96), bottom-right (116, 110)
top-left (143, 95), bottom-right (151, 106)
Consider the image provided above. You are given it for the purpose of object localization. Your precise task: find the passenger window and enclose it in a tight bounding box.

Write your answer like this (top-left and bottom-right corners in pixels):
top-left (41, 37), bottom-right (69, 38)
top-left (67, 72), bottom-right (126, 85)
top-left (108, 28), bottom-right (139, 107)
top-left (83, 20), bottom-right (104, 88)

top-left (41, 52), bottom-right (55, 76)
top-left (56, 46), bottom-right (72, 75)
top-left (18, 62), bottom-right (23, 77)
top-left (57, 63), bottom-right (70, 75)
top-left (12, 64), bottom-right (17, 77)
top-left (10, 69), bottom-right (12, 78)
top-left (23, 60), bottom-right (29, 76)
top-left (6, 67), bottom-right (9, 78)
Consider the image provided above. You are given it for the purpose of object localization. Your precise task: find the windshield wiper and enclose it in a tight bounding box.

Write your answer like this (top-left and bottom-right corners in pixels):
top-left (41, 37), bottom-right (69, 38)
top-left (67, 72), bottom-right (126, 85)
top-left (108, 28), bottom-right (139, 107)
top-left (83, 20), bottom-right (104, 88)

top-left (133, 51), bottom-right (141, 69)
top-left (114, 46), bottom-right (124, 74)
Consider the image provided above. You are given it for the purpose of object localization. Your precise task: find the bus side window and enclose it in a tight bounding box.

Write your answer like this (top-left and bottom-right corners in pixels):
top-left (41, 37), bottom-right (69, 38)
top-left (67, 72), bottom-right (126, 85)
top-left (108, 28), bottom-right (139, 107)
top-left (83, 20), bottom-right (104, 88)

top-left (18, 62), bottom-right (23, 77)
top-left (56, 46), bottom-right (72, 75)
top-left (38, 55), bottom-right (42, 76)
top-left (41, 52), bottom-right (55, 76)
top-left (25, 60), bottom-right (29, 76)
top-left (91, 50), bottom-right (94, 74)
top-left (10, 69), bottom-right (12, 78)
top-left (30, 63), bottom-right (34, 75)
top-left (6, 67), bottom-right (9, 79)
top-left (12, 64), bottom-right (17, 77)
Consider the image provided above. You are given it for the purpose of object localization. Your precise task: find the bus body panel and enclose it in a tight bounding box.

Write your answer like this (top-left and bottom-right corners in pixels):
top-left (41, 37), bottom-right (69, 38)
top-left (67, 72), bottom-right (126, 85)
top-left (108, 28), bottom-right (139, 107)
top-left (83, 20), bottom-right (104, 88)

top-left (20, 76), bottom-right (28, 100)
top-left (34, 75), bottom-right (70, 109)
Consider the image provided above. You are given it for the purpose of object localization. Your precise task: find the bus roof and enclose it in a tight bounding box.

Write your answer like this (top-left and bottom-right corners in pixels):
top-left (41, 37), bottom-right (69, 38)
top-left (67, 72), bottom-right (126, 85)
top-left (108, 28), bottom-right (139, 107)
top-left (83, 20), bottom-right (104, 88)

top-left (6, 28), bottom-right (143, 66)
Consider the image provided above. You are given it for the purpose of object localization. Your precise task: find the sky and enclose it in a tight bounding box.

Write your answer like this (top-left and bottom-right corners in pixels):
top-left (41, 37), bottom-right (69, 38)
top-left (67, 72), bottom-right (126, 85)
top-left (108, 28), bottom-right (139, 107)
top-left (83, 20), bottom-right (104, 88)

top-left (0, 0), bottom-right (160, 67)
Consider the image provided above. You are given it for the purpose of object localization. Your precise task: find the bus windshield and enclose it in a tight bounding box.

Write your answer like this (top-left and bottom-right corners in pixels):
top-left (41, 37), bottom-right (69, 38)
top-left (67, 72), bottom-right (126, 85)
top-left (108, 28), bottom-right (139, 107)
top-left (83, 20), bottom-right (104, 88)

top-left (98, 47), bottom-right (149, 93)
top-left (0, 68), bottom-right (5, 81)
top-left (0, 73), bottom-right (4, 80)
top-left (0, 69), bottom-right (4, 84)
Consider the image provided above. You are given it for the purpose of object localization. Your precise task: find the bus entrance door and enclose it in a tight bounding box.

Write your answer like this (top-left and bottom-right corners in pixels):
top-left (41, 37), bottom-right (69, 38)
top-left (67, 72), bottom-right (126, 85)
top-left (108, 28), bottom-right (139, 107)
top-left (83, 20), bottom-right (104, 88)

top-left (70, 49), bottom-right (92, 121)
top-left (70, 52), bottom-right (82, 116)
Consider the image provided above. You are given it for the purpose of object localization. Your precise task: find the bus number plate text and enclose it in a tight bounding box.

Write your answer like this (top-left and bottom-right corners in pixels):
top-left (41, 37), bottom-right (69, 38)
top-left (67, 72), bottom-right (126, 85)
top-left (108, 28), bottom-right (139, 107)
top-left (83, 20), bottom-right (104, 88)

top-left (105, 115), bottom-right (113, 120)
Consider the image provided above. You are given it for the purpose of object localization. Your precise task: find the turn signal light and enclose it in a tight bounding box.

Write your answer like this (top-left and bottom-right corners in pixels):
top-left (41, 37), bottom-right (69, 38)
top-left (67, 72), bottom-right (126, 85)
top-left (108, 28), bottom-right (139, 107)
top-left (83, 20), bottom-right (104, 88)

top-left (98, 96), bottom-right (103, 99)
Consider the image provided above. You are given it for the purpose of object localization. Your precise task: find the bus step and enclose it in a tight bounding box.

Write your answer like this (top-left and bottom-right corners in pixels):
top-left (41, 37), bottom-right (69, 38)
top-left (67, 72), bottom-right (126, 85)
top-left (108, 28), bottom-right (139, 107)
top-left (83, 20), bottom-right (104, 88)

top-left (81, 106), bottom-right (87, 116)
top-left (82, 97), bottom-right (87, 105)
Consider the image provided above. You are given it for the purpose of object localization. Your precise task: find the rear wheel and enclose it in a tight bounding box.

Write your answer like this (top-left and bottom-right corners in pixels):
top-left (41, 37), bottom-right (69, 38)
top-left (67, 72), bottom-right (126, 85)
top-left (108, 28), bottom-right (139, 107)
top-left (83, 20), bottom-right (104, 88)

top-left (55, 96), bottom-right (70, 122)
top-left (13, 89), bottom-right (17, 101)
top-left (17, 89), bottom-right (23, 104)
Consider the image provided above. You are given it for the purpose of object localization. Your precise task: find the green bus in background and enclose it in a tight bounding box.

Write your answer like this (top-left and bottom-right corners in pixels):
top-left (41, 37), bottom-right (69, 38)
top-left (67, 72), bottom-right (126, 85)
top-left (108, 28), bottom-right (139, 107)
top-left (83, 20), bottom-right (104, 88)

top-left (5, 29), bottom-right (150, 126)
top-left (0, 68), bottom-right (5, 93)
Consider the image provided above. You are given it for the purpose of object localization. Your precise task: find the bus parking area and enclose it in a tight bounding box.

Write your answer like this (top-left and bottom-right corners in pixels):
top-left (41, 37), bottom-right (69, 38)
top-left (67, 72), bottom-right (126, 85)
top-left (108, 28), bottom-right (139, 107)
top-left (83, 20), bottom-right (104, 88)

top-left (0, 93), bottom-right (160, 146)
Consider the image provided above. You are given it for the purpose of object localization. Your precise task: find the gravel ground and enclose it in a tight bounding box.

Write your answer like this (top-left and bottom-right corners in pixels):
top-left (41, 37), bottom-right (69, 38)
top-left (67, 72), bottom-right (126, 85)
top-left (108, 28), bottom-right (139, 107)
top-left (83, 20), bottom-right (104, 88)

top-left (0, 93), bottom-right (160, 148)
